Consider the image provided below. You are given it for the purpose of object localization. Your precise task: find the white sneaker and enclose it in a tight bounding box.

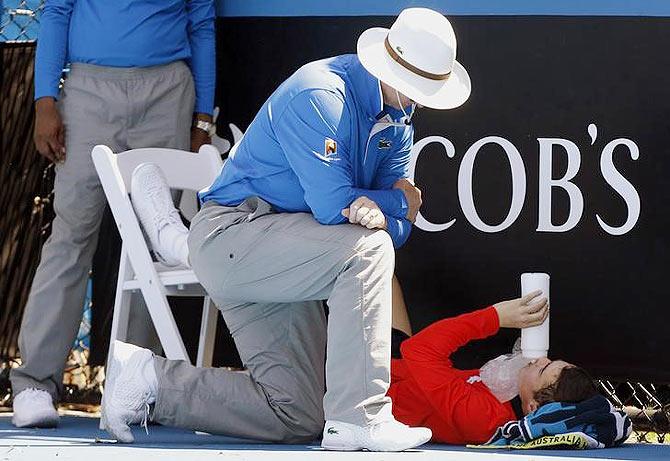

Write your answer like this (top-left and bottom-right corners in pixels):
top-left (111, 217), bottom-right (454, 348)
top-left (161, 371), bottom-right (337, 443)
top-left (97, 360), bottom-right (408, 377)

top-left (100, 341), bottom-right (157, 443)
top-left (12, 388), bottom-right (59, 428)
top-left (131, 162), bottom-right (184, 266)
top-left (321, 419), bottom-right (432, 452)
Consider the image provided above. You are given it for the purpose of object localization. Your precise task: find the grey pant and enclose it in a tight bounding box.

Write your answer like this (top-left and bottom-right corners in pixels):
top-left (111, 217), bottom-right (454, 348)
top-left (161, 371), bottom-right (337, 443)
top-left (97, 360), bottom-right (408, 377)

top-left (152, 198), bottom-right (395, 442)
top-left (11, 61), bottom-right (195, 400)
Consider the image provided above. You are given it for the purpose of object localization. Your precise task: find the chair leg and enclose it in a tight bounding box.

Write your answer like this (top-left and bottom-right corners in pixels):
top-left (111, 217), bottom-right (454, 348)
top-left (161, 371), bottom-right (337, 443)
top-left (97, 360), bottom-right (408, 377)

top-left (101, 249), bottom-right (133, 429)
top-left (106, 250), bottom-right (133, 362)
top-left (109, 266), bottom-right (132, 343)
top-left (139, 278), bottom-right (190, 362)
top-left (196, 296), bottom-right (218, 367)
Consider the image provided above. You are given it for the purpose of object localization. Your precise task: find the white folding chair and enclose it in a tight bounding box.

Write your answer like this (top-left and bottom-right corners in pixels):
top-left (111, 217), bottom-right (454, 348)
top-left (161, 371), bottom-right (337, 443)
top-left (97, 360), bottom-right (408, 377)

top-left (91, 144), bottom-right (224, 367)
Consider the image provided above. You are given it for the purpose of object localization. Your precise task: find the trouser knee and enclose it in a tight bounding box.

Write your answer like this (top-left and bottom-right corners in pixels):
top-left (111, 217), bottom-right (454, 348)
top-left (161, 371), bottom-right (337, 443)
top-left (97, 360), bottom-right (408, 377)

top-left (272, 401), bottom-right (324, 443)
top-left (351, 229), bottom-right (395, 271)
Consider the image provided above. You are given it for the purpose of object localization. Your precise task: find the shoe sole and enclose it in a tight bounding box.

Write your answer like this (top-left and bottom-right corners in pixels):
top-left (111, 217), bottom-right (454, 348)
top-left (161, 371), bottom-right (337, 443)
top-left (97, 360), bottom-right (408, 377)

top-left (100, 342), bottom-right (144, 443)
top-left (321, 443), bottom-right (424, 452)
top-left (12, 411), bottom-right (59, 428)
top-left (130, 165), bottom-right (181, 267)
top-left (322, 433), bottom-right (431, 452)
top-left (321, 446), bottom-right (362, 452)
top-left (321, 442), bottom-right (362, 451)
top-left (100, 342), bottom-right (123, 433)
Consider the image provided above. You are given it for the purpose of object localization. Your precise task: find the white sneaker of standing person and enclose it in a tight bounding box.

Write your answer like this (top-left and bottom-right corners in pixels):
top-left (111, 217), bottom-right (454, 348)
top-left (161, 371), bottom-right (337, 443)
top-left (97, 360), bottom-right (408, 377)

top-left (12, 388), bottom-right (59, 428)
top-left (100, 341), bottom-right (158, 443)
top-left (321, 418), bottom-right (432, 452)
top-left (130, 162), bottom-right (191, 268)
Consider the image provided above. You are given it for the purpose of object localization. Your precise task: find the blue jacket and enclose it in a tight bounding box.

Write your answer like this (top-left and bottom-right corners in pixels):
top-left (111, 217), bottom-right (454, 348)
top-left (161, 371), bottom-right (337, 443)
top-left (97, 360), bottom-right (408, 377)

top-left (200, 54), bottom-right (415, 247)
top-left (35, 0), bottom-right (216, 115)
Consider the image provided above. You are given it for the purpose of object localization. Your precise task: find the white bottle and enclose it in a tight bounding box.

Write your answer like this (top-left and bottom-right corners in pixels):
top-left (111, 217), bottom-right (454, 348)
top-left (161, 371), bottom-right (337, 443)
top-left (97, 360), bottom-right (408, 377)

top-left (520, 273), bottom-right (550, 359)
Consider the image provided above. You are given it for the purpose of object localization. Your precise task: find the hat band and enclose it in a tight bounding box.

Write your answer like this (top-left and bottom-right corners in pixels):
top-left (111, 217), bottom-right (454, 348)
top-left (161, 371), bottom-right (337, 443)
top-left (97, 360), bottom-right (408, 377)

top-left (384, 36), bottom-right (451, 81)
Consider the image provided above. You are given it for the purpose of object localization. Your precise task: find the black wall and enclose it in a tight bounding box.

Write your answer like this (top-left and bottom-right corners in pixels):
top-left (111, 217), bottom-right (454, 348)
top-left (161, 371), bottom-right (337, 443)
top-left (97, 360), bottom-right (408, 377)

top-left (215, 17), bottom-right (670, 381)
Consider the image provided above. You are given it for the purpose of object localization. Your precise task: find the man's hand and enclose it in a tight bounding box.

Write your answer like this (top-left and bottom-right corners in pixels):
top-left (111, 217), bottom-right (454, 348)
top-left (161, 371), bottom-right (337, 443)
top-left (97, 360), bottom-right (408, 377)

top-left (393, 178), bottom-right (422, 223)
top-left (341, 196), bottom-right (386, 230)
top-left (190, 113), bottom-right (213, 152)
top-left (494, 291), bottom-right (549, 329)
top-left (34, 97), bottom-right (65, 163)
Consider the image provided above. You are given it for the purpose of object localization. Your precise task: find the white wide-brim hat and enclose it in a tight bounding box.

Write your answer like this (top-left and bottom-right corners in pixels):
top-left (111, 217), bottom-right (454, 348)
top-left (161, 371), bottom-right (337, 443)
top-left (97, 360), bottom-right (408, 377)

top-left (357, 8), bottom-right (471, 110)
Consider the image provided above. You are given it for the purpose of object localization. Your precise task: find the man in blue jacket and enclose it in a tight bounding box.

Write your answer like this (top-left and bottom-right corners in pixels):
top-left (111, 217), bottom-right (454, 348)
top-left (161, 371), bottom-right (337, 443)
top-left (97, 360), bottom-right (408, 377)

top-left (103, 8), bottom-right (471, 451)
top-left (11, 0), bottom-right (216, 428)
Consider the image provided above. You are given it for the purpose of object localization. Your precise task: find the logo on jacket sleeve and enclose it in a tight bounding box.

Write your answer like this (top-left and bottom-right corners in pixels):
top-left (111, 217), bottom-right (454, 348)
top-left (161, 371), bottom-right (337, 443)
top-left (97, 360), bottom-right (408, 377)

top-left (325, 138), bottom-right (337, 157)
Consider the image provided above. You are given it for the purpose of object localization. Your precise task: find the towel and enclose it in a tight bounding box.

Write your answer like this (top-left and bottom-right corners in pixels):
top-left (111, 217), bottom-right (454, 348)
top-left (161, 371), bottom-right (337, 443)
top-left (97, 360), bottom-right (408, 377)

top-left (469, 395), bottom-right (632, 450)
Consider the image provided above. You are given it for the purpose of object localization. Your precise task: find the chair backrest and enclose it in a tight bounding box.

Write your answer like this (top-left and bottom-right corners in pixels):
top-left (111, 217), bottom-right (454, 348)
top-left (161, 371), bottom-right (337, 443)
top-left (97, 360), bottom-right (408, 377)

top-left (101, 144), bottom-right (224, 194)
top-left (91, 144), bottom-right (225, 295)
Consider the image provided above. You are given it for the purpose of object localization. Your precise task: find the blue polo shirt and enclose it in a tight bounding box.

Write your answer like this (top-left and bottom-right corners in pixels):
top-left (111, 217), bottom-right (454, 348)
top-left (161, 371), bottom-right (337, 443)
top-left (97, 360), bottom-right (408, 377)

top-left (200, 54), bottom-right (415, 247)
top-left (34, 0), bottom-right (215, 115)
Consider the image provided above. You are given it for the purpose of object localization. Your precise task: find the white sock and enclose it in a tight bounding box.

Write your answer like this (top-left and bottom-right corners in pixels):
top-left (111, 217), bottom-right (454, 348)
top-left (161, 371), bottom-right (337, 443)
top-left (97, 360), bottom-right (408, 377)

top-left (157, 222), bottom-right (190, 267)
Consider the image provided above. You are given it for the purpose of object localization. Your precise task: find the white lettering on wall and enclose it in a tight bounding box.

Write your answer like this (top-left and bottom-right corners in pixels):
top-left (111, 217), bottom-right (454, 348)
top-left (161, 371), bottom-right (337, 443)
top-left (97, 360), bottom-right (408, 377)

top-left (409, 136), bottom-right (457, 232)
top-left (458, 136), bottom-right (527, 233)
top-left (407, 126), bottom-right (641, 236)
top-left (536, 138), bottom-right (584, 232)
top-left (597, 138), bottom-right (641, 236)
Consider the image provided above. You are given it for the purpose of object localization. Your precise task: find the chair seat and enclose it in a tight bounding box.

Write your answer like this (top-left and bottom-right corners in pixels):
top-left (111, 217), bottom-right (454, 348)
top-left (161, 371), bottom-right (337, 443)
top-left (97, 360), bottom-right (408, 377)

top-left (123, 263), bottom-right (204, 295)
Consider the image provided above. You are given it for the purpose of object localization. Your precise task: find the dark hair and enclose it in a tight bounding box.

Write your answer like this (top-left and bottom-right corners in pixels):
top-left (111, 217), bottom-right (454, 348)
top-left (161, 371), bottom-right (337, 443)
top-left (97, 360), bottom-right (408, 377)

top-left (534, 366), bottom-right (599, 406)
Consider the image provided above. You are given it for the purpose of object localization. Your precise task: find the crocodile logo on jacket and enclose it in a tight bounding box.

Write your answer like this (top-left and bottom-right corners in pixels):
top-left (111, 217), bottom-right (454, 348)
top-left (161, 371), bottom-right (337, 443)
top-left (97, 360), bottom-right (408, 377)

top-left (378, 138), bottom-right (392, 149)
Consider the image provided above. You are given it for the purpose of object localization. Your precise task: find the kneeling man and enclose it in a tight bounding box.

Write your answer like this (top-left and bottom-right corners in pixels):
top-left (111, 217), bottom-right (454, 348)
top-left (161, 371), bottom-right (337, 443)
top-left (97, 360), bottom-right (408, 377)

top-left (102, 8), bottom-right (471, 451)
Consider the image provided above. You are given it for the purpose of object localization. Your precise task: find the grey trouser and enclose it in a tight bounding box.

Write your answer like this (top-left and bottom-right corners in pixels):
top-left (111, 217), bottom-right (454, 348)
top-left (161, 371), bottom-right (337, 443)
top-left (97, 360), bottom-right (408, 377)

top-left (11, 61), bottom-right (195, 400)
top-left (152, 198), bottom-right (395, 443)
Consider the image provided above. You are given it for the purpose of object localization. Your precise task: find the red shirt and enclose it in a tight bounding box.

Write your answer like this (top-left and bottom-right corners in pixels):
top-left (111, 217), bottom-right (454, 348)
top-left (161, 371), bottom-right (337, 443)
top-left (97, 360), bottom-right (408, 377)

top-left (387, 306), bottom-right (519, 444)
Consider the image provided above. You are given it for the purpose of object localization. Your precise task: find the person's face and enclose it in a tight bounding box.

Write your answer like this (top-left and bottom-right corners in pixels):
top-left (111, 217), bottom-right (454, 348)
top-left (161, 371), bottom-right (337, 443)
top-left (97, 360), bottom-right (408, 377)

top-left (380, 81), bottom-right (422, 111)
top-left (518, 357), bottom-right (573, 415)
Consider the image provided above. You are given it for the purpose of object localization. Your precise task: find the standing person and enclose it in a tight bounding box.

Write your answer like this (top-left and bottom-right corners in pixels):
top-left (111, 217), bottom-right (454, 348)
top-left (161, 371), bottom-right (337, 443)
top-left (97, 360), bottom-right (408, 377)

top-left (102, 8), bottom-right (470, 452)
top-left (11, 0), bottom-right (216, 429)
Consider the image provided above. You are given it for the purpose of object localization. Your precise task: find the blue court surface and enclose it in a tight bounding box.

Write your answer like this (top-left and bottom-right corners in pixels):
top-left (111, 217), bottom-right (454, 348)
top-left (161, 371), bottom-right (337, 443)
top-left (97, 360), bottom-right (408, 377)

top-left (1, 414), bottom-right (668, 461)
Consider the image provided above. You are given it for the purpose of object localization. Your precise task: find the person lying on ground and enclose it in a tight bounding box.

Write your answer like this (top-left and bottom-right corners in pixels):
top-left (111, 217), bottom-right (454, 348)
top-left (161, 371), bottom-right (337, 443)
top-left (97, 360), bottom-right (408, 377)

top-left (387, 286), bottom-right (601, 445)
